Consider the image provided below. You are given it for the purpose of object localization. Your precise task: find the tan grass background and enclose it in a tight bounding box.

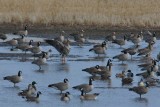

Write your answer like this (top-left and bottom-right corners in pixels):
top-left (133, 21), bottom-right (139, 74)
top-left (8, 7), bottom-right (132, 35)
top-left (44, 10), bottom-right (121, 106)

top-left (0, 0), bottom-right (160, 27)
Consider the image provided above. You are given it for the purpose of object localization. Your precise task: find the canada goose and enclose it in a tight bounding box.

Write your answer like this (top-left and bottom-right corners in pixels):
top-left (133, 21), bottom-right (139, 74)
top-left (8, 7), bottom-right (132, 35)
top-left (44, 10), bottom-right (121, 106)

top-left (61, 92), bottom-right (70, 102)
top-left (29, 41), bottom-right (42, 60)
top-left (16, 40), bottom-right (33, 60)
top-left (41, 49), bottom-right (52, 59)
top-left (45, 39), bottom-right (70, 62)
top-left (113, 51), bottom-right (129, 64)
top-left (5, 38), bottom-right (18, 51)
top-left (136, 66), bottom-right (155, 79)
top-left (70, 30), bottom-right (85, 46)
top-left (0, 33), bottom-right (7, 41)
top-left (13, 25), bottom-right (28, 36)
top-left (54, 31), bottom-right (65, 42)
top-left (31, 81), bottom-right (37, 94)
top-left (80, 88), bottom-right (99, 100)
top-left (82, 65), bottom-right (102, 76)
top-left (18, 84), bottom-right (33, 97)
top-left (3, 71), bottom-right (22, 87)
top-left (141, 60), bottom-right (159, 72)
top-left (89, 41), bottom-right (106, 56)
top-left (72, 78), bottom-right (94, 94)
top-left (121, 45), bottom-right (140, 60)
top-left (48, 78), bottom-right (69, 94)
top-left (130, 35), bottom-right (142, 45)
top-left (25, 91), bottom-right (42, 103)
top-left (112, 35), bottom-right (127, 47)
top-left (105, 32), bottom-right (116, 42)
top-left (129, 82), bottom-right (149, 98)
top-left (138, 42), bottom-right (154, 56)
top-left (138, 59), bottom-right (154, 68)
top-left (32, 52), bottom-right (47, 70)
top-left (116, 71), bottom-right (126, 78)
top-left (145, 31), bottom-right (157, 43)
top-left (16, 35), bottom-right (26, 44)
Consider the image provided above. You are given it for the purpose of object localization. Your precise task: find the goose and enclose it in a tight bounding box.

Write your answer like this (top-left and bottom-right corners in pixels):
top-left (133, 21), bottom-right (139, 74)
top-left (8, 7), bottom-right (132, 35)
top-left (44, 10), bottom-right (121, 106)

top-left (28, 41), bottom-right (42, 60)
top-left (15, 35), bottom-right (26, 44)
top-left (45, 39), bottom-right (70, 62)
top-left (112, 35), bottom-right (127, 47)
top-left (16, 40), bottom-right (33, 60)
top-left (145, 31), bottom-right (157, 43)
top-left (105, 32), bottom-right (116, 42)
top-left (113, 51), bottom-right (129, 64)
top-left (136, 66), bottom-right (155, 79)
top-left (80, 88), bottom-right (99, 100)
top-left (32, 52), bottom-right (47, 70)
top-left (5, 38), bottom-right (18, 51)
top-left (141, 60), bottom-right (159, 72)
top-left (121, 45), bottom-right (140, 60)
top-left (25, 91), bottom-right (42, 103)
top-left (18, 84), bottom-right (33, 97)
top-left (61, 92), bottom-right (70, 102)
top-left (138, 42), bottom-right (154, 56)
top-left (0, 33), bottom-right (7, 41)
top-left (3, 71), bottom-right (22, 87)
top-left (70, 30), bottom-right (85, 46)
top-left (41, 49), bottom-right (52, 59)
top-left (89, 41), bottom-right (106, 56)
top-left (130, 35), bottom-right (142, 45)
top-left (48, 78), bottom-right (69, 94)
top-left (129, 82), bottom-right (149, 98)
top-left (72, 78), bottom-right (94, 94)
top-left (82, 65), bottom-right (102, 76)
top-left (138, 59), bottom-right (154, 68)
top-left (13, 25), bottom-right (28, 36)
top-left (31, 81), bottom-right (37, 94)
top-left (54, 31), bottom-right (65, 42)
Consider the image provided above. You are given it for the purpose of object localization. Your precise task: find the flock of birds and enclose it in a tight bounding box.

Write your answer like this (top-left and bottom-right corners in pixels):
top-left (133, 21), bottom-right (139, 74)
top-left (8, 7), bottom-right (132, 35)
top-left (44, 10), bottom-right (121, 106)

top-left (0, 25), bottom-right (160, 103)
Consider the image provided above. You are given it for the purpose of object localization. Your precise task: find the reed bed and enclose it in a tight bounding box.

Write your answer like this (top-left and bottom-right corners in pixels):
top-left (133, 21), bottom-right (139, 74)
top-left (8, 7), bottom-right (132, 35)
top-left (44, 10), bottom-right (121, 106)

top-left (0, 0), bottom-right (160, 27)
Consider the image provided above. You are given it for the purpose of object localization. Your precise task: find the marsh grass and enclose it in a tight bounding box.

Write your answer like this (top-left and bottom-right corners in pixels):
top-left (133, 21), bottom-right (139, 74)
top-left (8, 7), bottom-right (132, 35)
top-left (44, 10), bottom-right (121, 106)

top-left (0, 0), bottom-right (160, 27)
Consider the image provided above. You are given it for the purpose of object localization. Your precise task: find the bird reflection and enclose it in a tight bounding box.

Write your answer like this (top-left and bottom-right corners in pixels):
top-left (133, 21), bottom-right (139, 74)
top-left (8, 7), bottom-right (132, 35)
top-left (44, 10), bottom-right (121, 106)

top-left (133, 97), bottom-right (148, 105)
top-left (56, 63), bottom-right (69, 72)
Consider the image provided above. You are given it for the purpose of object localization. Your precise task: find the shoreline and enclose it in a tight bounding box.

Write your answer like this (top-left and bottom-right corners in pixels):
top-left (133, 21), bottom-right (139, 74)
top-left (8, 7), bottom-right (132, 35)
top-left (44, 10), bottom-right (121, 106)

top-left (0, 23), bottom-right (160, 39)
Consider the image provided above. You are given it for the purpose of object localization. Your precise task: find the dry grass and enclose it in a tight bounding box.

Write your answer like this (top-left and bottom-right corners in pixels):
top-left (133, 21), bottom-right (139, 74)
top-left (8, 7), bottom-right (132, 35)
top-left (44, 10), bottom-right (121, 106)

top-left (0, 0), bottom-right (160, 27)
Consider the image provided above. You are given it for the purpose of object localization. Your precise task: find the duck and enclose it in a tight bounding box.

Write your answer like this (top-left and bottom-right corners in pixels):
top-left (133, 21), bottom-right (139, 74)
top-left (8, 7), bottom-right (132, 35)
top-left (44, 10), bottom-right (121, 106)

top-left (25, 91), bottom-right (42, 103)
top-left (13, 25), bottom-right (28, 36)
top-left (72, 78), bottom-right (94, 94)
top-left (3, 71), bottom-right (23, 87)
top-left (80, 88), bottom-right (99, 100)
top-left (122, 70), bottom-right (134, 85)
top-left (32, 52), bottom-right (47, 70)
top-left (89, 41), bottom-right (106, 56)
top-left (0, 33), bottom-right (7, 41)
top-left (61, 92), bottom-right (70, 102)
top-left (129, 82), bottom-right (149, 98)
top-left (48, 78), bottom-right (69, 94)
top-left (116, 70), bottom-right (126, 78)
top-left (112, 35), bottom-right (127, 47)
top-left (45, 39), bottom-right (70, 62)
top-left (113, 51), bottom-right (129, 64)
